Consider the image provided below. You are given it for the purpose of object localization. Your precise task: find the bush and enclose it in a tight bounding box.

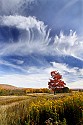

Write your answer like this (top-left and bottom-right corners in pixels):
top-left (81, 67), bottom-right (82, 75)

top-left (62, 87), bottom-right (70, 93)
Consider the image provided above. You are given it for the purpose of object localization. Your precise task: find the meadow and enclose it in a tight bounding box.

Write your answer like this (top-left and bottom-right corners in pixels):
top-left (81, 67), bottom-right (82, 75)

top-left (0, 92), bottom-right (83, 125)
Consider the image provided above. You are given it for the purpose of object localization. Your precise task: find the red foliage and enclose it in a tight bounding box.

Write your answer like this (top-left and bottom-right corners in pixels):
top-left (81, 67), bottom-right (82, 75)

top-left (48, 71), bottom-right (66, 92)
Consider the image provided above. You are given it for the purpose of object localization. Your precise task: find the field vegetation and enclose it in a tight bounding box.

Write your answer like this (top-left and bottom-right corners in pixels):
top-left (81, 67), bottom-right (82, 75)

top-left (0, 92), bottom-right (83, 125)
top-left (0, 88), bottom-right (50, 96)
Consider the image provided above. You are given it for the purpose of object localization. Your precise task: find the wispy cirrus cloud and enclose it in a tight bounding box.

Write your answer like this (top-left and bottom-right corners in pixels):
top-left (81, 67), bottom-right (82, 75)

top-left (53, 31), bottom-right (83, 60)
top-left (0, 15), bottom-right (83, 61)
top-left (0, 59), bottom-right (26, 73)
top-left (0, 0), bottom-right (35, 15)
top-left (0, 15), bottom-right (51, 56)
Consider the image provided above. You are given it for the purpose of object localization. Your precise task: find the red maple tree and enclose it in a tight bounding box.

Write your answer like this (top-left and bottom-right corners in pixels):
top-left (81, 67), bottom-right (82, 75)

top-left (48, 71), bottom-right (66, 94)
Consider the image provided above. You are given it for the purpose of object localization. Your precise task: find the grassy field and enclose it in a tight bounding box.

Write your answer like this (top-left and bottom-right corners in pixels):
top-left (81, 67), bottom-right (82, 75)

top-left (0, 92), bottom-right (83, 125)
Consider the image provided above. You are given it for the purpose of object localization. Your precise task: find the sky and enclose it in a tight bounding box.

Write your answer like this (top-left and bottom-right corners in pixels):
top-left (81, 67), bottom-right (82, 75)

top-left (0, 0), bottom-right (83, 88)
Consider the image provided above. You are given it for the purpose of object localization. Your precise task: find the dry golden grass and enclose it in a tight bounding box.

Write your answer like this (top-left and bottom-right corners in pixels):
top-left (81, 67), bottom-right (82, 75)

top-left (0, 92), bottom-right (82, 125)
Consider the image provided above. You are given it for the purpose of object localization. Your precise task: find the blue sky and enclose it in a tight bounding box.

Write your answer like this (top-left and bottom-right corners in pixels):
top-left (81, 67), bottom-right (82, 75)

top-left (0, 0), bottom-right (83, 88)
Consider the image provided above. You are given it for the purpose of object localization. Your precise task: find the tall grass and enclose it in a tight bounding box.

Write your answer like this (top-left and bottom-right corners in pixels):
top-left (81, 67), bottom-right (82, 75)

top-left (26, 92), bottom-right (83, 125)
top-left (0, 92), bottom-right (83, 125)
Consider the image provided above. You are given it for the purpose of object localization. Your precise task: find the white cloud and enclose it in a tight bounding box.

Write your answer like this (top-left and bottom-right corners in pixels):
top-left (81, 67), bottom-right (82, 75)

top-left (0, 15), bottom-right (83, 61)
top-left (16, 60), bottom-right (24, 65)
top-left (0, 15), bottom-right (51, 56)
top-left (0, 1), bottom-right (82, 89)
top-left (0, 73), bottom-right (49, 88)
top-left (68, 80), bottom-right (83, 89)
top-left (1, 15), bottom-right (44, 30)
top-left (0, 15), bottom-right (83, 89)
top-left (53, 31), bottom-right (83, 60)
top-left (50, 62), bottom-right (83, 85)
top-left (50, 62), bottom-right (77, 74)
top-left (0, 59), bottom-right (26, 72)
top-left (0, 63), bottom-right (83, 88)
top-left (0, 0), bottom-right (35, 15)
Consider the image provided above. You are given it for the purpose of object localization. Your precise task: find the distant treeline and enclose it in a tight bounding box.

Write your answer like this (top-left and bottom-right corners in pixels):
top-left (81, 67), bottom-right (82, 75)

top-left (0, 88), bottom-right (50, 96)
top-left (70, 89), bottom-right (83, 92)
top-left (0, 89), bottom-right (26, 96)
top-left (25, 88), bottom-right (50, 94)
top-left (0, 87), bottom-right (82, 96)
